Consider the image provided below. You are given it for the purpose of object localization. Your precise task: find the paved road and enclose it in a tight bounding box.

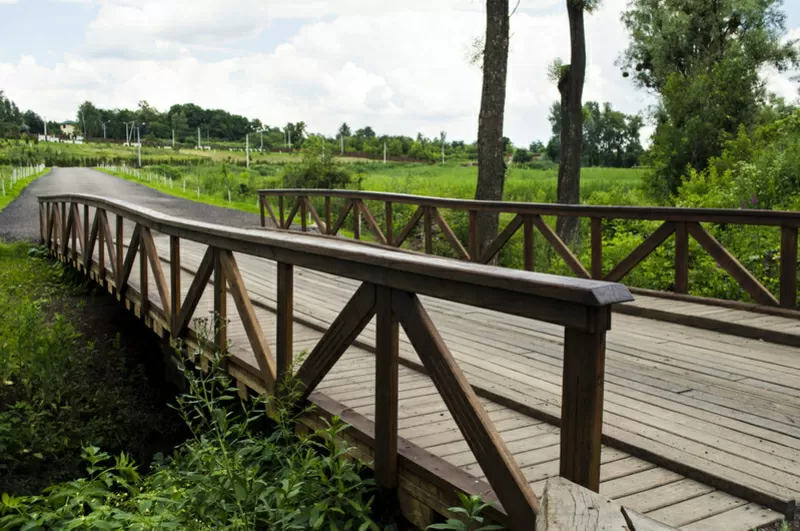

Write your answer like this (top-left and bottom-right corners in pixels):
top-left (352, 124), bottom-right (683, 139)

top-left (0, 167), bottom-right (262, 242)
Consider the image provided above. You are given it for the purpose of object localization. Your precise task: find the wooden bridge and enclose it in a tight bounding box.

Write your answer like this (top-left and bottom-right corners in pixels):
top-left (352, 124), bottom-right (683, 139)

top-left (38, 190), bottom-right (800, 530)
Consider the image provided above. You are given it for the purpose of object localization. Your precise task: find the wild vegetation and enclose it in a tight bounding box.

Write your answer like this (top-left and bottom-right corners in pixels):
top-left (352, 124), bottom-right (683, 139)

top-left (0, 243), bottom-right (183, 495)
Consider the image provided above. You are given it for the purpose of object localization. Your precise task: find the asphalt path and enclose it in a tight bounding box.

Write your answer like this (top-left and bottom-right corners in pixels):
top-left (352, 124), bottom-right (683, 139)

top-left (0, 167), bottom-right (262, 241)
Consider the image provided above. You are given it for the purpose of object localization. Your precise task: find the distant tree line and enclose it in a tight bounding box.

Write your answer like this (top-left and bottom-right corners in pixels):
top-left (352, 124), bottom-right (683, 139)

top-left (546, 100), bottom-right (644, 168)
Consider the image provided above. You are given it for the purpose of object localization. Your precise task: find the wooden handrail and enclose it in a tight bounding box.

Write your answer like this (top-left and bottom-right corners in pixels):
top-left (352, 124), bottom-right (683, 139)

top-left (258, 189), bottom-right (800, 309)
top-left (39, 193), bottom-right (633, 529)
top-left (259, 188), bottom-right (800, 225)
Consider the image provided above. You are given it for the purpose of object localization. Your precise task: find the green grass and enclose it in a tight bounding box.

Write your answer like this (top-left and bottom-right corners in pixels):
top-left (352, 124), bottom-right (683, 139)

top-left (0, 167), bottom-right (49, 211)
top-left (96, 167), bottom-right (265, 215)
top-left (356, 163), bottom-right (646, 202)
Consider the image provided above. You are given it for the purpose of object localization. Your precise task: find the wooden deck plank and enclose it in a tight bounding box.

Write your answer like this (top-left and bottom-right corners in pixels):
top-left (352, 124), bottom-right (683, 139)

top-left (131, 234), bottom-right (796, 528)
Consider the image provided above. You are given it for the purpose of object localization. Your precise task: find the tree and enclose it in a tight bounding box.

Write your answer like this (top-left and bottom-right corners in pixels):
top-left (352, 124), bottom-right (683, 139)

top-left (529, 140), bottom-right (545, 153)
top-left (77, 101), bottom-right (102, 138)
top-left (474, 0), bottom-right (510, 259)
top-left (551, 0), bottom-right (599, 244)
top-left (620, 0), bottom-right (799, 198)
top-left (338, 123), bottom-right (351, 138)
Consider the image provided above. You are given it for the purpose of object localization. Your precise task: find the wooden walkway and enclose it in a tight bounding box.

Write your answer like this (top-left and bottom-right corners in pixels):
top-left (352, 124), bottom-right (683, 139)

top-left (46, 199), bottom-right (799, 530)
top-left (147, 229), bottom-right (792, 529)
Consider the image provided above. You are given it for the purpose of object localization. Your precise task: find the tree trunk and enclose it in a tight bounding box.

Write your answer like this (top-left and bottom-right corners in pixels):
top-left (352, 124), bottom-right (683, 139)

top-left (556, 0), bottom-right (586, 245)
top-left (474, 0), bottom-right (510, 262)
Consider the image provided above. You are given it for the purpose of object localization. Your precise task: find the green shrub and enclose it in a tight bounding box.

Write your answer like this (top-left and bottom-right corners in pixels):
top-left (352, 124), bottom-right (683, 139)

top-left (0, 345), bottom-right (380, 531)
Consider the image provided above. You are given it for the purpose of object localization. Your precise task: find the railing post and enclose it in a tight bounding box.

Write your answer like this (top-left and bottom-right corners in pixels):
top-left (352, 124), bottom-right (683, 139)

top-left (591, 217), bottom-right (603, 279)
top-left (324, 196), bottom-right (331, 235)
top-left (523, 215), bottom-right (534, 271)
top-left (139, 228), bottom-right (148, 317)
top-left (560, 310), bottom-right (608, 492)
top-left (674, 221), bottom-right (689, 294)
top-left (83, 205), bottom-right (89, 266)
top-left (276, 262), bottom-right (294, 384)
top-left (115, 215), bottom-right (123, 291)
top-left (60, 201), bottom-right (66, 259)
top-left (781, 225), bottom-right (798, 308)
top-left (385, 201), bottom-right (393, 246)
top-left (259, 194), bottom-right (265, 227)
top-left (170, 236), bottom-right (181, 335)
top-left (39, 202), bottom-right (45, 243)
top-left (279, 196), bottom-right (285, 228)
top-left (468, 210), bottom-right (478, 261)
top-left (98, 210), bottom-right (105, 280)
top-left (424, 207), bottom-right (433, 254)
top-left (300, 196), bottom-right (307, 232)
top-left (353, 200), bottom-right (361, 240)
top-left (375, 285), bottom-right (399, 494)
top-left (70, 203), bottom-right (77, 263)
top-left (213, 249), bottom-right (227, 355)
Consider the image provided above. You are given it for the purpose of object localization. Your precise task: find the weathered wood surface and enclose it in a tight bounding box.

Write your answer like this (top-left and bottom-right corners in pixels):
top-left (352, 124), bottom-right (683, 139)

top-left (162, 238), bottom-right (800, 518)
top-left (113, 243), bottom-right (782, 530)
top-left (44, 198), bottom-right (791, 530)
top-left (260, 189), bottom-right (800, 310)
top-left (535, 477), bottom-right (677, 530)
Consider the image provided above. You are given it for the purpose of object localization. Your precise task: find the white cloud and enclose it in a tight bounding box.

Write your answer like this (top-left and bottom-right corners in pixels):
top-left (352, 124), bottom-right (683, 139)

top-left (15, 0), bottom-right (795, 147)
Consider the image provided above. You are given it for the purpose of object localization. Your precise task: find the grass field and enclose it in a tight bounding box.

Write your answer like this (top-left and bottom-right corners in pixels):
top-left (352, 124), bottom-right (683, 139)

top-left (356, 164), bottom-right (646, 202)
top-left (0, 166), bottom-right (49, 212)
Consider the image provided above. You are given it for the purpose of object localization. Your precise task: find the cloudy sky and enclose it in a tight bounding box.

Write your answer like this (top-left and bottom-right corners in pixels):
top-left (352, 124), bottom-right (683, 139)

top-left (1, 0), bottom-right (798, 146)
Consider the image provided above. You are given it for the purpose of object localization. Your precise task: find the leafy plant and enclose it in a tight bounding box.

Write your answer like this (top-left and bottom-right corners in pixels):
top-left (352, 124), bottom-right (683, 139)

top-left (427, 493), bottom-right (504, 531)
top-left (0, 330), bottom-right (380, 530)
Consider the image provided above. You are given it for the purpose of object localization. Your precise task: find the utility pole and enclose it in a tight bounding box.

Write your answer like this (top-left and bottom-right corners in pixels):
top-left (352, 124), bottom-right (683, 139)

top-left (246, 134), bottom-right (250, 168)
top-left (288, 130), bottom-right (292, 150)
top-left (125, 123), bottom-right (129, 145)
top-left (197, 127), bottom-right (201, 149)
top-left (137, 127), bottom-right (142, 167)
top-left (44, 120), bottom-right (47, 138)
top-left (384, 141), bottom-right (387, 164)
top-left (102, 122), bottom-right (106, 139)
top-left (172, 128), bottom-right (175, 148)
top-left (441, 131), bottom-right (446, 164)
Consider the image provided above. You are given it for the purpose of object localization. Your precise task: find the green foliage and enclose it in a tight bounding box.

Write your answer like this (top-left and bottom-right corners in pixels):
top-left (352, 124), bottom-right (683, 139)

top-left (426, 493), bottom-right (503, 531)
top-left (621, 0), bottom-right (799, 199)
top-left (546, 101), bottom-right (643, 167)
top-left (0, 243), bottom-right (179, 494)
top-left (0, 345), bottom-right (379, 530)
top-left (282, 146), bottom-right (355, 189)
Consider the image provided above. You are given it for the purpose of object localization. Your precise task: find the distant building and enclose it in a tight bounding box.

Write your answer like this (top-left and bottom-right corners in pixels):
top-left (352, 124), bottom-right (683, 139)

top-left (60, 121), bottom-right (77, 136)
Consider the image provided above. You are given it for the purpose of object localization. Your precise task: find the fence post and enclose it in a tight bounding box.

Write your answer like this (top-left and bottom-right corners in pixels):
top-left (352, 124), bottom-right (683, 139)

top-left (213, 249), bottom-right (227, 355)
top-left (116, 215), bottom-right (123, 291)
top-left (276, 262), bottom-right (294, 385)
top-left (560, 309), bottom-right (608, 492)
top-left (385, 202), bottom-right (393, 246)
top-left (424, 207), bottom-right (433, 254)
top-left (591, 217), bottom-right (603, 279)
top-left (780, 225), bottom-right (798, 308)
top-left (674, 222), bottom-right (689, 294)
top-left (375, 285), bottom-right (399, 504)
top-left (468, 210), bottom-right (478, 261)
top-left (259, 195), bottom-right (265, 227)
top-left (170, 236), bottom-right (181, 335)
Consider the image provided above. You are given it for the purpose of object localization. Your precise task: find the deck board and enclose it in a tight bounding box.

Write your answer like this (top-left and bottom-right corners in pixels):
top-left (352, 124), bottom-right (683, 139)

top-left (86, 228), bottom-right (790, 529)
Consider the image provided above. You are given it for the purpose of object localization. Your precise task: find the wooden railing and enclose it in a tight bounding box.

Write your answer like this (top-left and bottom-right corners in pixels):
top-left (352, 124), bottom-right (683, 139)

top-left (39, 193), bottom-right (632, 529)
top-left (259, 189), bottom-right (800, 309)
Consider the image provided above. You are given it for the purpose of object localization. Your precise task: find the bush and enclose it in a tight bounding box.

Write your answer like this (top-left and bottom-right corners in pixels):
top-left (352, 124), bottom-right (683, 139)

top-left (0, 244), bottom-right (181, 495)
top-left (282, 150), bottom-right (354, 189)
top-left (0, 345), bottom-right (380, 530)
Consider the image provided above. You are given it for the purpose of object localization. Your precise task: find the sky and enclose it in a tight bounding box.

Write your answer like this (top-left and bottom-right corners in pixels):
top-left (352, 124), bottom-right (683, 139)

top-left (0, 0), bottom-right (798, 147)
